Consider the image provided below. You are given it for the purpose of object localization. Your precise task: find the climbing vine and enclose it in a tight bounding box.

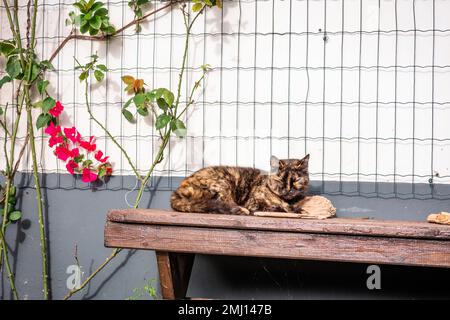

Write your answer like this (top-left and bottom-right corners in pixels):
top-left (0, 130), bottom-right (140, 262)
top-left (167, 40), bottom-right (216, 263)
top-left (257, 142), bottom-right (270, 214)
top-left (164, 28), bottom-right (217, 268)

top-left (0, 0), bottom-right (220, 300)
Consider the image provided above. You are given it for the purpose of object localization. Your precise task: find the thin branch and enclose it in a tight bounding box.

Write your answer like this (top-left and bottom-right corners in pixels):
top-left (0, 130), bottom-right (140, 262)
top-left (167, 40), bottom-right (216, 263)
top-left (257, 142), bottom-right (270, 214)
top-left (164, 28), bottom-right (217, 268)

top-left (48, 1), bottom-right (177, 64)
top-left (83, 79), bottom-right (143, 182)
top-left (11, 134), bottom-right (29, 178)
top-left (63, 248), bottom-right (121, 300)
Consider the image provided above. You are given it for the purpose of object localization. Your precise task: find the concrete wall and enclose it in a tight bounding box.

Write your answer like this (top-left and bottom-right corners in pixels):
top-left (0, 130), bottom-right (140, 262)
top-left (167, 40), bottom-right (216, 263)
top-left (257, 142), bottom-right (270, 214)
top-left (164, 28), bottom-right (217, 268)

top-left (2, 174), bottom-right (450, 300)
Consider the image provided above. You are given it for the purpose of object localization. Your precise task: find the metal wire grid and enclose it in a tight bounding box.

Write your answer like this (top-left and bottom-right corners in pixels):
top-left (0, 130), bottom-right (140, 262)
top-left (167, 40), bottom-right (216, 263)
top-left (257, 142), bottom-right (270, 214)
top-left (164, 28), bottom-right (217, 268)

top-left (0, 0), bottom-right (449, 200)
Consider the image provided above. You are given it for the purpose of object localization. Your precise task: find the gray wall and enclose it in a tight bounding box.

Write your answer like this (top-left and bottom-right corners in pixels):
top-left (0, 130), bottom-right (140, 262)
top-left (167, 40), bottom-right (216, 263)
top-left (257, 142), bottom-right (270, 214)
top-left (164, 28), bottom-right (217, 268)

top-left (2, 174), bottom-right (450, 300)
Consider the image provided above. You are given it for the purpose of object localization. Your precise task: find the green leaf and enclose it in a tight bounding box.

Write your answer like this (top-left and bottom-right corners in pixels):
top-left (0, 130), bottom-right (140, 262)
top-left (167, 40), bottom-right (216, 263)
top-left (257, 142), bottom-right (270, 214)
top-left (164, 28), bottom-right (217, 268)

top-left (89, 26), bottom-right (99, 35)
top-left (155, 114), bottom-right (171, 130)
top-left (135, 8), bottom-right (143, 18)
top-left (80, 22), bottom-right (90, 34)
top-left (163, 90), bottom-right (174, 107)
top-left (36, 113), bottom-right (52, 129)
top-left (96, 64), bottom-right (108, 72)
top-left (95, 8), bottom-right (108, 17)
top-left (123, 97), bottom-right (133, 109)
top-left (133, 93), bottom-right (146, 107)
top-left (0, 40), bottom-right (15, 57)
top-left (147, 89), bottom-right (157, 102)
top-left (42, 97), bottom-right (56, 113)
top-left (9, 210), bottom-right (21, 221)
top-left (29, 62), bottom-right (40, 82)
top-left (90, 1), bottom-right (104, 13)
top-left (156, 97), bottom-right (169, 111)
top-left (8, 196), bottom-right (16, 205)
top-left (192, 3), bottom-right (203, 12)
top-left (155, 88), bottom-right (165, 100)
top-left (89, 15), bottom-right (102, 29)
top-left (171, 119), bottom-right (187, 138)
top-left (40, 60), bottom-right (55, 71)
top-left (97, 166), bottom-right (106, 178)
top-left (79, 71), bottom-right (88, 81)
top-left (94, 69), bottom-right (104, 82)
top-left (6, 56), bottom-right (22, 79)
top-left (73, 2), bottom-right (86, 12)
top-left (0, 106), bottom-right (3, 116)
top-left (122, 108), bottom-right (134, 123)
top-left (0, 75), bottom-right (12, 89)
top-left (102, 25), bottom-right (116, 35)
top-left (136, 107), bottom-right (148, 116)
top-left (37, 79), bottom-right (49, 95)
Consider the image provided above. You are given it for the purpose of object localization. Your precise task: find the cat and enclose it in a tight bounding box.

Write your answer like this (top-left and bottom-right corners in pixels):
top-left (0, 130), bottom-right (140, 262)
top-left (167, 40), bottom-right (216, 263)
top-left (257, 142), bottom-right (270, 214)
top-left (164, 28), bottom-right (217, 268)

top-left (170, 154), bottom-right (310, 215)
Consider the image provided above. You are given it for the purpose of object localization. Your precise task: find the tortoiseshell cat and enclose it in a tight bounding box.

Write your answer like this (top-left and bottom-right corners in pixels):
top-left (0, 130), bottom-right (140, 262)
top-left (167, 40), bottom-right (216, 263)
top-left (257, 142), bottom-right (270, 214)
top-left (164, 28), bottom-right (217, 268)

top-left (171, 154), bottom-right (310, 215)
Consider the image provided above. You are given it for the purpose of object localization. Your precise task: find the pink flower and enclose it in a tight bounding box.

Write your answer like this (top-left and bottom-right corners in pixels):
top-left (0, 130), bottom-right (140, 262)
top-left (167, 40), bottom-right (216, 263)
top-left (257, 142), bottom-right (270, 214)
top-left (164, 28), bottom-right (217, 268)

top-left (81, 168), bottom-right (98, 183)
top-left (48, 135), bottom-right (63, 148)
top-left (94, 150), bottom-right (109, 163)
top-left (44, 122), bottom-right (61, 137)
top-left (54, 145), bottom-right (72, 162)
top-left (79, 136), bottom-right (96, 152)
top-left (49, 101), bottom-right (64, 118)
top-left (71, 147), bottom-right (80, 158)
top-left (66, 160), bottom-right (78, 175)
top-left (64, 127), bottom-right (81, 144)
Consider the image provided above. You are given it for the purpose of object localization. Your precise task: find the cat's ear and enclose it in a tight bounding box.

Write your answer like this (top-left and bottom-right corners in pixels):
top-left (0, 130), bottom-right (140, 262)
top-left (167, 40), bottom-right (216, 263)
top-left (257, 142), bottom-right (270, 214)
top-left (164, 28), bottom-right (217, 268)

top-left (270, 155), bottom-right (280, 173)
top-left (300, 154), bottom-right (310, 168)
top-left (295, 154), bottom-right (309, 170)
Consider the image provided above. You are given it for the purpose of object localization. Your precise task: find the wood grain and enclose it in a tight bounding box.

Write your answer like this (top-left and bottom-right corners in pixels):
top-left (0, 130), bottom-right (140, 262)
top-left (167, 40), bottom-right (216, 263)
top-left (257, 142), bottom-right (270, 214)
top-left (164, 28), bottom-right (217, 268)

top-left (155, 251), bottom-right (195, 299)
top-left (105, 221), bottom-right (450, 268)
top-left (107, 209), bottom-right (450, 240)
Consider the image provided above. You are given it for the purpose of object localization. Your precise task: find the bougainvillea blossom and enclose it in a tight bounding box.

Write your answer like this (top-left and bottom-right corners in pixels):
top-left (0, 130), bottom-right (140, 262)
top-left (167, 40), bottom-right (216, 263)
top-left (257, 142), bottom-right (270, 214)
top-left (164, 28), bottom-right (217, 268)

top-left (43, 101), bottom-right (113, 183)
top-left (82, 168), bottom-right (98, 183)
top-left (49, 101), bottom-right (64, 118)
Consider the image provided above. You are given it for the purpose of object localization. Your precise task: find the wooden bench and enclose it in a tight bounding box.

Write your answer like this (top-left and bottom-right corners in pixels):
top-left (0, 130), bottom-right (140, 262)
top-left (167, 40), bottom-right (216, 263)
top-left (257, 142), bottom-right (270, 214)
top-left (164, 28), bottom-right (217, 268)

top-left (104, 209), bottom-right (450, 299)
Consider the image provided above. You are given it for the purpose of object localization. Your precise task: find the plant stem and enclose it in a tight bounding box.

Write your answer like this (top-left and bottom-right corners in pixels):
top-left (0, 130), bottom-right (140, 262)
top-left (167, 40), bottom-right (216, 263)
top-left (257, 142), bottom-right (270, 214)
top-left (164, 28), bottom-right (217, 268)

top-left (25, 94), bottom-right (49, 300)
top-left (133, 131), bottom-right (171, 207)
top-left (63, 248), bottom-right (121, 300)
top-left (0, 177), bottom-right (19, 300)
top-left (0, 228), bottom-right (19, 300)
top-left (23, 0), bottom-right (50, 299)
top-left (83, 80), bottom-right (142, 182)
top-left (61, 132), bottom-right (170, 299)
top-left (63, 3), bottom-right (208, 300)
top-left (0, 0), bottom-right (29, 297)
top-left (48, 1), bottom-right (177, 64)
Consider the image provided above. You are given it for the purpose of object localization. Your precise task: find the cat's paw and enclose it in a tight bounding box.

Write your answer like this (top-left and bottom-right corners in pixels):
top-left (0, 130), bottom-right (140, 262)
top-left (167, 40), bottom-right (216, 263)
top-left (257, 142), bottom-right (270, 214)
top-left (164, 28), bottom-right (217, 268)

top-left (231, 206), bottom-right (251, 215)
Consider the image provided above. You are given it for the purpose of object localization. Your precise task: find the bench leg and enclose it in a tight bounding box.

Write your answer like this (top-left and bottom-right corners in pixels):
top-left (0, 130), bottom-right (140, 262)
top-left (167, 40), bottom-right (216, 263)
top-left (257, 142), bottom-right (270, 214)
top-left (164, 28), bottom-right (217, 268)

top-left (156, 251), bottom-right (195, 300)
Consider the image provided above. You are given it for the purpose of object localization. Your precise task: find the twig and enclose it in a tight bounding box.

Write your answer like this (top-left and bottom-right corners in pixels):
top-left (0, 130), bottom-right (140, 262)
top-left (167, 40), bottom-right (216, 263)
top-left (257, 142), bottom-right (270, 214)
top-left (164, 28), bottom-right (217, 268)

top-left (83, 80), bottom-right (143, 182)
top-left (11, 134), bottom-right (29, 178)
top-left (24, 0), bottom-right (50, 300)
top-left (63, 248), bottom-right (121, 300)
top-left (48, 1), bottom-right (177, 63)
top-left (0, 229), bottom-right (19, 300)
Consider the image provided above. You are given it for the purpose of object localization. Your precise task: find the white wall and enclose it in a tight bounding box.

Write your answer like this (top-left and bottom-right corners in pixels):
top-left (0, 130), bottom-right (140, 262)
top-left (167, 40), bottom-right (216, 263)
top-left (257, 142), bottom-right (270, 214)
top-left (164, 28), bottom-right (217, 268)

top-left (1, 0), bottom-right (450, 185)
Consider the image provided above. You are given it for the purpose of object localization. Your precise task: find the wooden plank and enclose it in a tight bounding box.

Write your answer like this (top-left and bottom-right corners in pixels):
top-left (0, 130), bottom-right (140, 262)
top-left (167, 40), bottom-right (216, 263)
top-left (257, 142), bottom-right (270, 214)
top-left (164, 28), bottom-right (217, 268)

top-left (107, 209), bottom-right (450, 240)
top-left (105, 221), bottom-right (450, 268)
top-left (155, 251), bottom-right (195, 300)
top-left (155, 252), bottom-right (176, 299)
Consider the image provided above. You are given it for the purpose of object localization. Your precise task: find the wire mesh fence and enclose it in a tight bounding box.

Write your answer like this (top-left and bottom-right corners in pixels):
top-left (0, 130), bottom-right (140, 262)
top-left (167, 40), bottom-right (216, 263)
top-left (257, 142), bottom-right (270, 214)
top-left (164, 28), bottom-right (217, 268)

top-left (1, 0), bottom-right (450, 199)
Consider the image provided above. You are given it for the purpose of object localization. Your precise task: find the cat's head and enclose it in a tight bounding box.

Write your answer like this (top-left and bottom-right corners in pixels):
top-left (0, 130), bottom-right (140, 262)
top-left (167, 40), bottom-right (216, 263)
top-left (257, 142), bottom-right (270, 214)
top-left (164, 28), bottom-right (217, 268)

top-left (267, 154), bottom-right (310, 201)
